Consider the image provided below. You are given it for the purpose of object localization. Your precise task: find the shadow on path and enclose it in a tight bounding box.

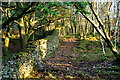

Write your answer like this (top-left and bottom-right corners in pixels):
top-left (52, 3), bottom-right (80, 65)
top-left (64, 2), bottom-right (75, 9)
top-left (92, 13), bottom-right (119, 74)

top-left (29, 36), bottom-right (120, 79)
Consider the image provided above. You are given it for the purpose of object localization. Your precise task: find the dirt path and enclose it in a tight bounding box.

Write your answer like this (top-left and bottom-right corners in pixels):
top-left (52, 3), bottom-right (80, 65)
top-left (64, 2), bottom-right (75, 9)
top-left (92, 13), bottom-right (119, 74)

top-left (29, 36), bottom-right (120, 79)
top-left (30, 36), bottom-right (98, 79)
top-left (47, 36), bottom-right (79, 61)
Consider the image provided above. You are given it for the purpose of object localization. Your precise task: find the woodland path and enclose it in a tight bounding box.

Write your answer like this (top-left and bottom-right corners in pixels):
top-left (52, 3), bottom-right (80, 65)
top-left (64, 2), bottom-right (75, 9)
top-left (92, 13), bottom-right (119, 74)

top-left (29, 36), bottom-right (120, 79)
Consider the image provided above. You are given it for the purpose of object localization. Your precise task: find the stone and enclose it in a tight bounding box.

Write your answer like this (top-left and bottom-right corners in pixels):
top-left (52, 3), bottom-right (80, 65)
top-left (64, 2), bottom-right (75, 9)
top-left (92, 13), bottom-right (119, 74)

top-left (2, 30), bottom-right (59, 78)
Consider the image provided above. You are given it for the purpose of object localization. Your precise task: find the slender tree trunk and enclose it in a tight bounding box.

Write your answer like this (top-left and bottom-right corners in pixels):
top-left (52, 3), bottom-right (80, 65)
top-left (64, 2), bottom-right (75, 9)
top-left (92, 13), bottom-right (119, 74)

top-left (107, 15), bottom-right (111, 37)
top-left (4, 35), bottom-right (9, 55)
top-left (15, 18), bottom-right (28, 51)
top-left (114, 2), bottom-right (120, 46)
top-left (118, 25), bottom-right (120, 41)
top-left (88, 2), bottom-right (120, 53)
top-left (80, 10), bottom-right (120, 61)
top-left (105, 38), bottom-right (120, 60)
top-left (4, 27), bottom-right (11, 55)
top-left (70, 20), bottom-right (74, 34)
top-left (84, 20), bottom-right (88, 38)
top-left (114, 18), bottom-right (118, 49)
top-left (18, 25), bottom-right (23, 49)
top-left (91, 13), bottom-right (96, 37)
top-left (100, 36), bottom-right (106, 55)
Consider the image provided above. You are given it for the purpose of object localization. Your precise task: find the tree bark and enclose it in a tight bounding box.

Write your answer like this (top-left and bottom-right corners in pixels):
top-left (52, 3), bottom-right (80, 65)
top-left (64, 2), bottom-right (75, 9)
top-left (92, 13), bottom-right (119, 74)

top-left (100, 36), bottom-right (106, 54)
top-left (79, 3), bottom-right (120, 61)
top-left (2, 2), bottom-right (36, 29)
top-left (15, 18), bottom-right (28, 51)
top-left (18, 24), bottom-right (23, 49)
top-left (4, 27), bottom-right (11, 55)
top-left (81, 12), bottom-right (120, 60)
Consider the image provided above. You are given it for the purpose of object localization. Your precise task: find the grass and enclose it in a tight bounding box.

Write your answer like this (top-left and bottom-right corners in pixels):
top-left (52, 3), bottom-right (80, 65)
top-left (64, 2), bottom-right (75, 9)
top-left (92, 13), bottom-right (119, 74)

top-left (73, 37), bottom-right (120, 79)
top-left (61, 54), bottom-right (70, 57)
top-left (48, 36), bottom-right (120, 79)
top-left (72, 37), bottom-right (117, 61)
top-left (28, 35), bottom-right (120, 79)
top-left (108, 65), bottom-right (120, 69)
top-left (75, 71), bottom-right (85, 76)
top-left (93, 69), bottom-right (120, 76)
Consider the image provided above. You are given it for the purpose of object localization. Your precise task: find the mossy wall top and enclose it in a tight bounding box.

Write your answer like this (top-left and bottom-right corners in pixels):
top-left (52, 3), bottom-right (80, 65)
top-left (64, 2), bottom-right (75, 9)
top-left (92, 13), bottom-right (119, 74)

top-left (2, 29), bottom-right (60, 79)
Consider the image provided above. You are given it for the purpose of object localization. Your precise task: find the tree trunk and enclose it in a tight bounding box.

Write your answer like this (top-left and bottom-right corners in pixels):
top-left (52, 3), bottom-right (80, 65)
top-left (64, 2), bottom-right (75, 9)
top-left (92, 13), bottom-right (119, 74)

top-left (4, 36), bottom-right (9, 55)
top-left (88, 2), bottom-right (120, 60)
top-left (18, 27), bottom-right (28, 51)
top-left (100, 36), bottom-right (106, 55)
top-left (2, 3), bottom-right (36, 29)
top-left (21, 35), bottom-right (28, 50)
top-left (18, 25), bottom-right (23, 49)
top-left (80, 10), bottom-right (120, 61)
top-left (4, 26), bottom-right (11, 55)
top-left (107, 14), bottom-right (111, 37)
top-left (105, 38), bottom-right (120, 61)
top-left (71, 20), bottom-right (74, 34)
top-left (16, 18), bottom-right (28, 51)
top-left (114, 2), bottom-right (120, 46)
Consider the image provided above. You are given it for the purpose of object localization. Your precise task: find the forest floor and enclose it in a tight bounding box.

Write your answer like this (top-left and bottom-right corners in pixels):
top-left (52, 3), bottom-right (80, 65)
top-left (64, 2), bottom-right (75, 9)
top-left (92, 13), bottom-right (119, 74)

top-left (29, 35), bottom-right (120, 80)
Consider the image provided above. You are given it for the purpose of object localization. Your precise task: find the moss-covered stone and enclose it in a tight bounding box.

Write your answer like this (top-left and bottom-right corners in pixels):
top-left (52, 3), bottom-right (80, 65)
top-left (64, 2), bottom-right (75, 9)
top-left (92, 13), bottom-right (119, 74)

top-left (2, 29), bottom-right (60, 78)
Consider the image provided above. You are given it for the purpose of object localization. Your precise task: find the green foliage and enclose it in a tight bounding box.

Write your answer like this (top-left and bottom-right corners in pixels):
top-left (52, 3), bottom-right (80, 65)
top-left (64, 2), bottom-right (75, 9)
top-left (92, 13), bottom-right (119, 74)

top-left (75, 2), bottom-right (88, 9)
top-left (48, 2), bottom-right (60, 7)
top-left (70, 19), bottom-right (77, 25)
top-left (73, 2), bottom-right (90, 14)
top-left (62, 2), bottom-right (72, 6)
top-left (34, 2), bottom-right (60, 16)
top-left (34, 2), bottom-right (90, 17)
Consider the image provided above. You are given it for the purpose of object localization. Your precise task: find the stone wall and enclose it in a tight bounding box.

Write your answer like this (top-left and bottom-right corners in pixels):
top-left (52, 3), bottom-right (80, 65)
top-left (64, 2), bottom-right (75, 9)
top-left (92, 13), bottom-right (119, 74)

top-left (2, 29), bottom-right (59, 79)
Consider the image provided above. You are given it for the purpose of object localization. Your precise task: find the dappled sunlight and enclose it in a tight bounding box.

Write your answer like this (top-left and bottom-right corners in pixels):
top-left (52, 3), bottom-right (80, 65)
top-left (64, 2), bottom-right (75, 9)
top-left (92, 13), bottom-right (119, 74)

top-left (11, 34), bottom-right (20, 39)
top-left (39, 39), bottom-right (47, 58)
top-left (80, 37), bottom-right (99, 41)
top-left (47, 62), bottom-right (71, 66)
top-left (0, 30), bottom-right (2, 38)
top-left (61, 45), bottom-right (71, 48)
top-left (19, 62), bottom-right (33, 78)
top-left (2, 1), bottom-right (120, 79)
top-left (62, 36), bottom-right (78, 42)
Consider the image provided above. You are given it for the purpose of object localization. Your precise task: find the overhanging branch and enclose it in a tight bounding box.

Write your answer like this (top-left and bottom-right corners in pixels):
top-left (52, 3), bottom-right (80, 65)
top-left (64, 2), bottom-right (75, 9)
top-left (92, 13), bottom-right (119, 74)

top-left (2, 2), bottom-right (37, 29)
top-left (80, 11), bottom-right (106, 40)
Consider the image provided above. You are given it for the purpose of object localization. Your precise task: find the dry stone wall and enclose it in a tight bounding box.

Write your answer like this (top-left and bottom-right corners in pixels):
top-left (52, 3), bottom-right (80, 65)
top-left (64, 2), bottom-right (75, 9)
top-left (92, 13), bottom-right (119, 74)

top-left (2, 29), bottom-right (60, 79)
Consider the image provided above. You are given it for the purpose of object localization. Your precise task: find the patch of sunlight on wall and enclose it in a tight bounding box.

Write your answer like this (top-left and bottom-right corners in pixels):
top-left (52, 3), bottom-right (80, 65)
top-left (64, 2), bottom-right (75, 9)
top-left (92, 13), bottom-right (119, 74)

top-left (19, 60), bottom-right (33, 78)
top-left (40, 39), bottom-right (47, 58)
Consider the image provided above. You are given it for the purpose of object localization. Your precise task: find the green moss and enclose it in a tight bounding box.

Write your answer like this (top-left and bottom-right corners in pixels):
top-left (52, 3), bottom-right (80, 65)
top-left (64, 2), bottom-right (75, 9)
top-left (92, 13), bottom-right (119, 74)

top-left (71, 47), bottom-right (78, 51)
top-left (108, 65), bottom-right (120, 69)
top-left (94, 69), bottom-right (120, 75)
top-left (75, 37), bottom-right (115, 61)
top-left (62, 54), bottom-right (70, 57)
top-left (77, 46), bottom-right (85, 50)
top-left (76, 71), bottom-right (85, 76)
